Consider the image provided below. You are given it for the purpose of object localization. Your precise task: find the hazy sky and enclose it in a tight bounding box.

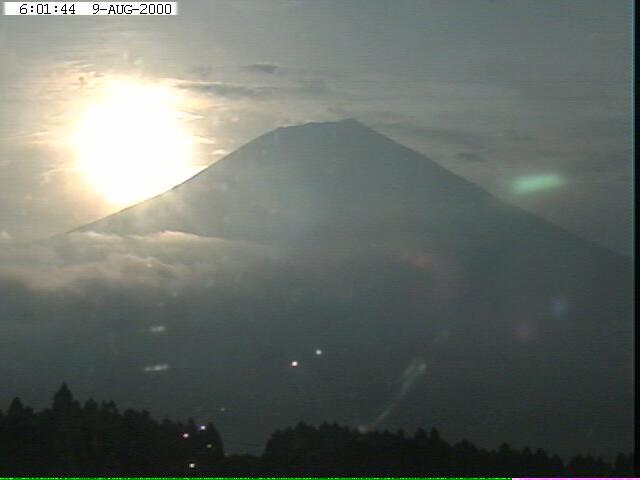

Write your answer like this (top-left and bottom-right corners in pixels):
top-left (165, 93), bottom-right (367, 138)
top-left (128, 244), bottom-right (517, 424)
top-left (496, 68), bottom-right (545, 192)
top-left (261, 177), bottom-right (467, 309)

top-left (0, 0), bottom-right (632, 253)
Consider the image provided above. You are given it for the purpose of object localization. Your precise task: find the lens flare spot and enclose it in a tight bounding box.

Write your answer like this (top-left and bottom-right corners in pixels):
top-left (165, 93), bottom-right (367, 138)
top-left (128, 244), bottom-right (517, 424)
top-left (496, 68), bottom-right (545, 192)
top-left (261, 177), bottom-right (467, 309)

top-left (142, 363), bottom-right (170, 373)
top-left (512, 173), bottom-right (564, 194)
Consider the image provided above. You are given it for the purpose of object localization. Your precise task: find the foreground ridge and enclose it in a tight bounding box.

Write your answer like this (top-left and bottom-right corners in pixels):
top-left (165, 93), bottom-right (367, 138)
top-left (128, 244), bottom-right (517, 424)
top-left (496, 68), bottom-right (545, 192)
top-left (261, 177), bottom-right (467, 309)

top-left (0, 385), bottom-right (634, 476)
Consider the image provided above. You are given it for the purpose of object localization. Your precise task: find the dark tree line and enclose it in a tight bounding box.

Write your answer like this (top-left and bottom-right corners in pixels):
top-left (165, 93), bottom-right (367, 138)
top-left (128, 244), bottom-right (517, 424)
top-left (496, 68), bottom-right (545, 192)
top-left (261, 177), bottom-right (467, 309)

top-left (0, 384), bottom-right (224, 475)
top-left (0, 384), bottom-right (634, 476)
top-left (263, 422), bottom-right (634, 477)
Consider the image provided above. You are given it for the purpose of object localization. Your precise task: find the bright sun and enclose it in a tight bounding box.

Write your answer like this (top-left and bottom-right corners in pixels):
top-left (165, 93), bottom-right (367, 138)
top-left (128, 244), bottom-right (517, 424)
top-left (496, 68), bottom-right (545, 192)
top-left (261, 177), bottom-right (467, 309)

top-left (71, 79), bottom-right (198, 206)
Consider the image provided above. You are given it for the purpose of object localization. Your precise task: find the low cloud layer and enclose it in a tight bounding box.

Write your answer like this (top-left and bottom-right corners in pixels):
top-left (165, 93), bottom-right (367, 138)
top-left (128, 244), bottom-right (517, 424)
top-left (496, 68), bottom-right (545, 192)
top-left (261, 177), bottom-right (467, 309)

top-left (0, 231), bottom-right (270, 295)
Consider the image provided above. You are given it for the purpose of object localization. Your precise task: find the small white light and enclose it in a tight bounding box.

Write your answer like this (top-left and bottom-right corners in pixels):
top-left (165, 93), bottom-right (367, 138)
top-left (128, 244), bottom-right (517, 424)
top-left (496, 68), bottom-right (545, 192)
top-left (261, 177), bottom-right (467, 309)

top-left (143, 363), bottom-right (169, 373)
top-left (182, 433), bottom-right (189, 439)
top-left (188, 463), bottom-right (196, 468)
top-left (206, 443), bottom-right (213, 449)
top-left (291, 360), bottom-right (299, 367)
top-left (315, 349), bottom-right (323, 356)
top-left (199, 425), bottom-right (206, 431)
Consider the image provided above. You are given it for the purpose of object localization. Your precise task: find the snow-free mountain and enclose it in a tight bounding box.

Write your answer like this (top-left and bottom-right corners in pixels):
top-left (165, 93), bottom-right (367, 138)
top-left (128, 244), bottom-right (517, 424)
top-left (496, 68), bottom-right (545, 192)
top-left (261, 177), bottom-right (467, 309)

top-left (1, 119), bottom-right (632, 457)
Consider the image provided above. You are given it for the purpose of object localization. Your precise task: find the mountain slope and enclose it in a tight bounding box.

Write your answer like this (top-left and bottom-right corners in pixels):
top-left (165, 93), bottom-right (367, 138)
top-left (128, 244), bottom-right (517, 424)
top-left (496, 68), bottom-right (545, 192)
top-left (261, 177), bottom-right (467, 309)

top-left (6, 119), bottom-right (633, 458)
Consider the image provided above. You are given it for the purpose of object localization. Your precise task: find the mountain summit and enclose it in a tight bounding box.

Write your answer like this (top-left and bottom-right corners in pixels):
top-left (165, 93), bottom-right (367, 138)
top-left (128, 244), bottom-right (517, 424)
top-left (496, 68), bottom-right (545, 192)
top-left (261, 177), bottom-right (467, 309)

top-left (19, 120), bottom-right (635, 457)
top-left (79, 118), bottom-right (503, 241)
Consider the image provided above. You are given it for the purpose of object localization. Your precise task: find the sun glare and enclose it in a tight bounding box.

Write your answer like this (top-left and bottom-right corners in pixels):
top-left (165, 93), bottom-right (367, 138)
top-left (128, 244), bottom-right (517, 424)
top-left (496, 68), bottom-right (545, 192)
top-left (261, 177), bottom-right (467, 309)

top-left (71, 79), bottom-right (198, 206)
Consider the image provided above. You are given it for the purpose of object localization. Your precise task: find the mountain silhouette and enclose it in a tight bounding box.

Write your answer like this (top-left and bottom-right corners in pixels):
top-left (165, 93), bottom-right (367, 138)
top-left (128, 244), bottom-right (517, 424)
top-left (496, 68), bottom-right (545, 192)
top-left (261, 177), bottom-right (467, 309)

top-left (4, 119), bottom-right (632, 458)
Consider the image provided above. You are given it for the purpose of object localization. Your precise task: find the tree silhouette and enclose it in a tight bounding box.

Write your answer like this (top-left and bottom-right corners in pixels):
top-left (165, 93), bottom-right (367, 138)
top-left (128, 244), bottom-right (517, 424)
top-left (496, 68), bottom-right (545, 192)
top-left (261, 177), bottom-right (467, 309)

top-left (0, 384), bottom-right (225, 475)
top-left (0, 384), bottom-right (634, 476)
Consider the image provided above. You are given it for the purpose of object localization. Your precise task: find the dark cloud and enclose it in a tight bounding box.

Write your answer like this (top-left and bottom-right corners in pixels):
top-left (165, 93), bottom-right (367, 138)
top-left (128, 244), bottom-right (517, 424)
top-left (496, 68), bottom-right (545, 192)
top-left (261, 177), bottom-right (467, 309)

top-left (176, 81), bottom-right (272, 99)
top-left (176, 77), bottom-right (350, 101)
top-left (242, 63), bottom-right (284, 75)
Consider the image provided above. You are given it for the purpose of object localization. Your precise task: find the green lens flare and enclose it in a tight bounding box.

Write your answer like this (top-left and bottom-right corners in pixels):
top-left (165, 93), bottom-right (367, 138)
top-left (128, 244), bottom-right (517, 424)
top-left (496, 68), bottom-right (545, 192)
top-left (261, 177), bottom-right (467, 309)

top-left (512, 173), bottom-right (564, 194)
